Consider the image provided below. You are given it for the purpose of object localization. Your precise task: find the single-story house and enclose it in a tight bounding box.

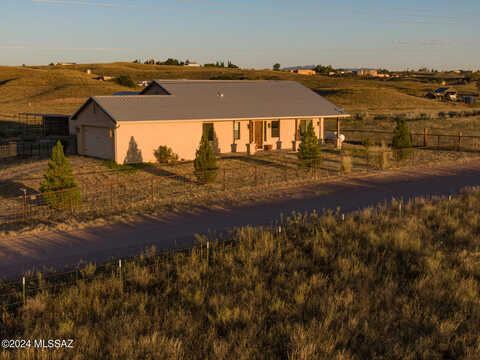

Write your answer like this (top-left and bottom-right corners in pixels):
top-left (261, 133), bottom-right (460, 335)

top-left (427, 87), bottom-right (458, 101)
top-left (70, 80), bottom-right (349, 164)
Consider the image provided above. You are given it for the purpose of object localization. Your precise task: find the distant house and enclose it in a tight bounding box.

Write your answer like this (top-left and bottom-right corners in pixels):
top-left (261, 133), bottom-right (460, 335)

top-left (185, 62), bottom-right (201, 67)
top-left (353, 69), bottom-right (378, 77)
top-left (427, 87), bottom-right (458, 101)
top-left (93, 75), bottom-right (113, 81)
top-left (289, 69), bottom-right (316, 75)
top-left (70, 80), bottom-right (349, 163)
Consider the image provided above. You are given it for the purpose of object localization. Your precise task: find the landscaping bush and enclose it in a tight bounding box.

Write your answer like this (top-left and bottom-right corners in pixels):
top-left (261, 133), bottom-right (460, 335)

top-left (40, 140), bottom-right (81, 209)
top-left (154, 146), bottom-right (179, 164)
top-left (297, 121), bottom-right (322, 166)
top-left (194, 134), bottom-right (218, 184)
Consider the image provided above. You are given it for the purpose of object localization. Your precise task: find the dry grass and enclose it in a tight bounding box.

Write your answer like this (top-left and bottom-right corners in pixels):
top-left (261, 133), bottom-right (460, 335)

top-left (2, 189), bottom-right (480, 358)
top-left (0, 62), bottom-right (475, 118)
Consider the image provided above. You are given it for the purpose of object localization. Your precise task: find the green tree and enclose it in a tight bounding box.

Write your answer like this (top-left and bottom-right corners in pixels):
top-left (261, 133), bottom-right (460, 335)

top-left (273, 63), bottom-right (281, 71)
top-left (114, 75), bottom-right (136, 88)
top-left (194, 134), bottom-right (218, 183)
top-left (392, 119), bottom-right (413, 161)
top-left (40, 140), bottom-right (81, 208)
top-left (297, 121), bottom-right (322, 166)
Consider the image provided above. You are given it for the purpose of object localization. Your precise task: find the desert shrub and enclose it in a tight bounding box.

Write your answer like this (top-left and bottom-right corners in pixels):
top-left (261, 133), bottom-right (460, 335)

top-left (373, 114), bottom-right (388, 121)
top-left (194, 133), bottom-right (218, 183)
top-left (40, 140), bottom-right (81, 209)
top-left (419, 113), bottom-right (430, 120)
top-left (354, 113), bottom-right (365, 121)
top-left (393, 113), bottom-right (407, 122)
top-left (154, 146), bottom-right (178, 164)
top-left (362, 137), bottom-right (374, 148)
top-left (378, 150), bottom-right (390, 169)
top-left (6, 191), bottom-right (480, 358)
top-left (297, 121), bottom-right (322, 166)
top-left (448, 111), bottom-right (458, 118)
top-left (103, 160), bottom-right (149, 172)
top-left (438, 111), bottom-right (447, 119)
top-left (114, 75), bottom-right (136, 88)
top-left (340, 155), bottom-right (352, 173)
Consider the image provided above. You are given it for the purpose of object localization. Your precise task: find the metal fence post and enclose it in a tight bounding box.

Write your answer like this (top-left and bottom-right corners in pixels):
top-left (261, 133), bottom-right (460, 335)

top-left (22, 276), bottom-right (26, 305)
top-left (151, 179), bottom-right (155, 202)
top-left (22, 189), bottom-right (27, 222)
top-left (223, 169), bottom-right (226, 191)
top-left (458, 132), bottom-right (462, 151)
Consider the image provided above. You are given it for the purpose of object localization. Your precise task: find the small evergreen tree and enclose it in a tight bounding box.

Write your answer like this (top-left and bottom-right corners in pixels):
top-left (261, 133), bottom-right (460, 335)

top-left (392, 119), bottom-right (413, 161)
top-left (40, 140), bottom-right (81, 208)
top-left (194, 134), bottom-right (218, 183)
top-left (392, 119), bottom-right (412, 149)
top-left (297, 121), bottom-right (322, 166)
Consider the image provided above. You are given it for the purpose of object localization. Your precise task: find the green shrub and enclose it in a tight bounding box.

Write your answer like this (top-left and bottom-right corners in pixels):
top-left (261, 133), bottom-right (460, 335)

top-left (297, 121), bottom-right (322, 166)
top-left (154, 146), bottom-right (178, 164)
top-left (40, 140), bottom-right (81, 209)
top-left (114, 75), bottom-right (136, 88)
top-left (194, 134), bottom-right (218, 183)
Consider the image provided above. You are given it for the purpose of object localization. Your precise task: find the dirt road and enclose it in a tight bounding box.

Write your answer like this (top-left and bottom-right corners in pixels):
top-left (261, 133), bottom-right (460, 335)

top-left (1, 161), bottom-right (480, 279)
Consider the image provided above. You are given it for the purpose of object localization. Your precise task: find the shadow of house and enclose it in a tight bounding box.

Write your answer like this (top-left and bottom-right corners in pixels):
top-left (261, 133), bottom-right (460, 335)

top-left (124, 136), bottom-right (143, 164)
top-left (0, 180), bottom-right (38, 199)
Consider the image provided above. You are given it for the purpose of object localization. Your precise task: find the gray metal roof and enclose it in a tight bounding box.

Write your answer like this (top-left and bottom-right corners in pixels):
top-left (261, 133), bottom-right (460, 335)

top-left (80, 80), bottom-right (347, 122)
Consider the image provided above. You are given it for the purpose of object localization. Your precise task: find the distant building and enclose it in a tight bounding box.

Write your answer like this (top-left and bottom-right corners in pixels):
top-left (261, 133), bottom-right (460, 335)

top-left (56, 62), bottom-right (76, 66)
top-left (93, 75), bottom-right (113, 81)
top-left (289, 69), bottom-right (316, 75)
top-left (353, 69), bottom-right (378, 77)
top-left (426, 87), bottom-right (458, 101)
top-left (185, 62), bottom-right (201, 67)
top-left (86, 69), bottom-right (92, 74)
top-left (137, 80), bottom-right (150, 87)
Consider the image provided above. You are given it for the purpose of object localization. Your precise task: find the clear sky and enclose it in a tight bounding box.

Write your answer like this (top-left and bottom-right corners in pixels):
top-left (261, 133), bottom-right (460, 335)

top-left (1, 0), bottom-right (479, 70)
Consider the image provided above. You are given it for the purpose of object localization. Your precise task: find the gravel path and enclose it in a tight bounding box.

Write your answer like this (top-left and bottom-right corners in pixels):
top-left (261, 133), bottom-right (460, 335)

top-left (1, 160), bottom-right (480, 279)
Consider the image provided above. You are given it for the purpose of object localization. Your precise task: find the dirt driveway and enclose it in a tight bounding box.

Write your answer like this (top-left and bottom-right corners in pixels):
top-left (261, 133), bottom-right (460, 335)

top-left (1, 161), bottom-right (480, 279)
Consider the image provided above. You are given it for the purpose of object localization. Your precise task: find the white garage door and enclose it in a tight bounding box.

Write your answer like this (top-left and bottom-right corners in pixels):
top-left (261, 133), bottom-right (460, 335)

top-left (83, 126), bottom-right (113, 160)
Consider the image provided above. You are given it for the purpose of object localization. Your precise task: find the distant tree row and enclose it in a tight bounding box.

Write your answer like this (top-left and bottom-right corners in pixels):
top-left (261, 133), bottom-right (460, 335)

top-left (204, 61), bottom-right (238, 69)
top-left (132, 58), bottom-right (238, 68)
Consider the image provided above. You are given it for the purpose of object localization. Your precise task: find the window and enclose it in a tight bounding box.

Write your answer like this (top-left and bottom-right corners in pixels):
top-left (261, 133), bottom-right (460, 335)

top-left (271, 121), bottom-right (280, 138)
top-left (234, 122), bottom-right (241, 140)
top-left (299, 119), bottom-right (313, 137)
top-left (203, 123), bottom-right (214, 141)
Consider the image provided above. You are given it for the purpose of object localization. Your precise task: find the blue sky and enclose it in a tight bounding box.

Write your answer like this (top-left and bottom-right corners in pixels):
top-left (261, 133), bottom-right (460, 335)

top-left (1, 0), bottom-right (479, 70)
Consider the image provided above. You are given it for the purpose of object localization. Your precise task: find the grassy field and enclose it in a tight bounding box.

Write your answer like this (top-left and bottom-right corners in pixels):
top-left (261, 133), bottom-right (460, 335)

top-left (2, 189), bottom-right (480, 359)
top-left (0, 62), bottom-right (477, 118)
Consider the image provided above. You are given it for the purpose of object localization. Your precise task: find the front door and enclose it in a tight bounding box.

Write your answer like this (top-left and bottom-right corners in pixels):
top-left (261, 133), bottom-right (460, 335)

top-left (255, 121), bottom-right (263, 148)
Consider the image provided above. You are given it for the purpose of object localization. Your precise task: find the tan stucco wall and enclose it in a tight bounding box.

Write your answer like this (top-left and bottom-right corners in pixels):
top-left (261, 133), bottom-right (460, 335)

top-left (70, 101), bottom-right (116, 159)
top-left (116, 121), bottom-right (204, 163)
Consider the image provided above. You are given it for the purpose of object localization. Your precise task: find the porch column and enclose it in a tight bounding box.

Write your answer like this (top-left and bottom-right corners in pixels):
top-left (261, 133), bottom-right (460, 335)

top-left (320, 117), bottom-right (325, 144)
top-left (336, 117), bottom-right (342, 149)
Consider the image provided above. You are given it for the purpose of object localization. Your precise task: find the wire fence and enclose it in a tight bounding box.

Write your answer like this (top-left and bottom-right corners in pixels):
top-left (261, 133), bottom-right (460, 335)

top-left (1, 147), bottom-right (473, 227)
top-left (334, 128), bottom-right (480, 150)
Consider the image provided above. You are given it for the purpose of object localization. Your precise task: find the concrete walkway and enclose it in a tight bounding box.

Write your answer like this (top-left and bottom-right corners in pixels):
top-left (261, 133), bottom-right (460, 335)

top-left (1, 161), bottom-right (480, 279)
